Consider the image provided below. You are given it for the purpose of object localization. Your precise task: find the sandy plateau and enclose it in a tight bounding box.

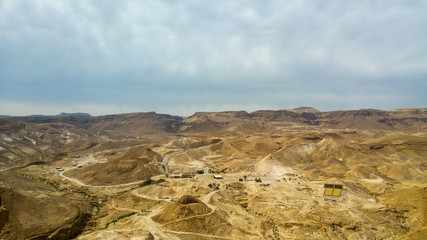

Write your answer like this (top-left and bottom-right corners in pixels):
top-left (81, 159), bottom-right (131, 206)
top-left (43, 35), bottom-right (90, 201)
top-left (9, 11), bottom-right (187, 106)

top-left (0, 108), bottom-right (426, 239)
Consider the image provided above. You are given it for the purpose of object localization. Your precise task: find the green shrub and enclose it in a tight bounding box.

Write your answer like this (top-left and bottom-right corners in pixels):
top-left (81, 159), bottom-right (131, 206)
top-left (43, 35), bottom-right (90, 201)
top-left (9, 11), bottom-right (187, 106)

top-left (139, 177), bottom-right (153, 187)
top-left (155, 178), bottom-right (166, 184)
top-left (105, 212), bottom-right (136, 229)
top-left (53, 153), bottom-right (67, 161)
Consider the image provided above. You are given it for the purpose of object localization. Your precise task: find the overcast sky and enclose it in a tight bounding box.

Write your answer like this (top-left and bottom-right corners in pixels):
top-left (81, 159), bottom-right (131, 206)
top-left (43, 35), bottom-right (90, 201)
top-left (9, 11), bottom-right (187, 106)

top-left (1, 0), bottom-right (426, 116)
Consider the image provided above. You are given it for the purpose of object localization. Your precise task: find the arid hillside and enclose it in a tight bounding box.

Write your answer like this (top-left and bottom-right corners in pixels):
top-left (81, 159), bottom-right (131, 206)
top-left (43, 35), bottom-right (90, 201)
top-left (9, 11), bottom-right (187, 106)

top-left (17, 112), bottom-right (183, 138)
top-left (66, 146), bottom-right (164, 185)
top-left (0, 118), bottom-right (98, 170)
top-left (0, 107), bottom-right (426, 239)
top-left (0, 171), bottom-right (91, 240)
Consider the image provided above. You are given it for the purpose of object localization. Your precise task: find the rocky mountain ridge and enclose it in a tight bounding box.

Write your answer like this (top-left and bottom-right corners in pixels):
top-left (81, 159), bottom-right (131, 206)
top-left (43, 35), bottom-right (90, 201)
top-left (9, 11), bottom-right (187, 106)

top-left (6, 108), bottom-right (427, 134)
top-left (1, 108), bottom-right (425, 170)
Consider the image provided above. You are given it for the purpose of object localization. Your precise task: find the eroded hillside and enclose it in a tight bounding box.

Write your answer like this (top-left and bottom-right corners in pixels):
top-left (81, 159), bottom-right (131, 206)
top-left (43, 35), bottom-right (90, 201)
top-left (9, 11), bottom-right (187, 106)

top-left (0, 108), bottom-right (426, 239)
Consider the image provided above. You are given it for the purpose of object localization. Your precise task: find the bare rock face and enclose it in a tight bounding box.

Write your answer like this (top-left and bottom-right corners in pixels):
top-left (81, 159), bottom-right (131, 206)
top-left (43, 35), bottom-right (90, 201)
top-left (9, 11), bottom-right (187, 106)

top-left (0, 172), bottom-right (90, 240)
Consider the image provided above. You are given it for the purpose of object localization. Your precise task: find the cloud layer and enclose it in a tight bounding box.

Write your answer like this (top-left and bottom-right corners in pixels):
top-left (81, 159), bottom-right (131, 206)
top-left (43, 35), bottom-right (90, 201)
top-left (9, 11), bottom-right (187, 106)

top-left (1, 0), bottom-right (426, 116)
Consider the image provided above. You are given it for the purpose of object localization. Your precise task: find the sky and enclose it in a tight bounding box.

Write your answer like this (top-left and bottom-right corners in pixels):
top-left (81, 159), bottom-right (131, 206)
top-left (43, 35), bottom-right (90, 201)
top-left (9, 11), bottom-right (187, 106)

top-left (1, 0), bottom-right (426, 116)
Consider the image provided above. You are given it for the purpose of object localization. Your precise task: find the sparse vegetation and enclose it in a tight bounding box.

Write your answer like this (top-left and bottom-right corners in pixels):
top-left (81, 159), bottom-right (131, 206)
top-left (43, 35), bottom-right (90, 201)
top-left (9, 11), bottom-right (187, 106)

top-left (250, 211), bottom-right (281, 240)
top-left (104, 212), bottom-right (137, 229)
top-left (52, 153), bottom-right (67, 161)
top-left (7, 165), bottom-right (27, 171)
top-left (155, 178), bottom-right (166, 184)
top-left (139, 177), bottom-right (153, 187)
top-left (139, 177), bottom-right (166, 187)
top-left (208, 182), bottom-right (220, 190)
top-left (20, 174), bottom-right (63, 191)
top-left (226, 182), bottom-right (246, 190)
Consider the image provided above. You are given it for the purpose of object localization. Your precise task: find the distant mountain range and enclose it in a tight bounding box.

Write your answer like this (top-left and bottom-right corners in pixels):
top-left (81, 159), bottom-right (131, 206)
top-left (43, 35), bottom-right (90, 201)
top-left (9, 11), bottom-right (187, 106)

top-left (0, 112), bottom-right (91, 118)
top-left (2, 108), bottom-right (426, 137)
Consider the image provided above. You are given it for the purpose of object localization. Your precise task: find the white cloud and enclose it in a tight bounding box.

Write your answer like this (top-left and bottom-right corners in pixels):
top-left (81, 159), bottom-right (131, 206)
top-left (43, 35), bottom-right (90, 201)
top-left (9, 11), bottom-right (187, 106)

top-left (0, 0), bottom-right (426, 115)
top-left (239, 7), bottom-right (259, 22)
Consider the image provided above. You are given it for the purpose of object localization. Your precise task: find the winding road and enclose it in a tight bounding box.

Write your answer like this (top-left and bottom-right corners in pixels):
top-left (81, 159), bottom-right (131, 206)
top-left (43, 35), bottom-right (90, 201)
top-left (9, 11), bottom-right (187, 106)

top-left (161, 150), bottom-right (185, 166)
top-left (58, 157), bottom-right (165, 188)
top-left (59, 143), bottom-right (214, 187)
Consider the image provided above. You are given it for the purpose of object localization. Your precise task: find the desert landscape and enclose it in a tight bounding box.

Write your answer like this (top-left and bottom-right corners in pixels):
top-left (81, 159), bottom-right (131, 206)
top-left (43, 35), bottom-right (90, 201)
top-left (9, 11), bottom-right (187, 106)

top-left (0, 107), bottom-right (426, 239)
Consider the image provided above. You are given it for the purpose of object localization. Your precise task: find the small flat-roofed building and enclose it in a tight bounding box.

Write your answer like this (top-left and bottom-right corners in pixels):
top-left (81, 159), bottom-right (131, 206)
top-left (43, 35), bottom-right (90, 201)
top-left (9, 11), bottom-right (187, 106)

top-left (213, 175), bottom-right (223, 179)
top-left (324, 184), bottom-right (343, 196)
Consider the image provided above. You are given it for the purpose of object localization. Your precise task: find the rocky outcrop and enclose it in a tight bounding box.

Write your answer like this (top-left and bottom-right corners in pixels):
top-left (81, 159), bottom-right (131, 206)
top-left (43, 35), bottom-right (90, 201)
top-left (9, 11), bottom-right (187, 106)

top-left (0, 204), bottom-right (8, 231)
top-left (0, 172), bottom-right (91, 240)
